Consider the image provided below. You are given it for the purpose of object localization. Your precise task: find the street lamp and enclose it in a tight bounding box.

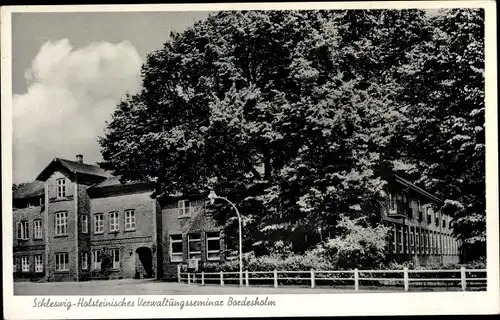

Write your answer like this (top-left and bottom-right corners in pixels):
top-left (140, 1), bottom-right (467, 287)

top-left (208, 190), bottom-right (243, 286)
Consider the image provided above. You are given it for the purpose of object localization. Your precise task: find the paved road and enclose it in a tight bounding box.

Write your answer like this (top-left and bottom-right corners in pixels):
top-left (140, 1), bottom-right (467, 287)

top-left (14, 279), bottom-right (463, 296)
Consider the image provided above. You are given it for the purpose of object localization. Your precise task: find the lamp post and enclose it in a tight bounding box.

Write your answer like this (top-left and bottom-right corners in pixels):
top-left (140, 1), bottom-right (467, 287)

top-left (208, 190), bottom-right (243, 286)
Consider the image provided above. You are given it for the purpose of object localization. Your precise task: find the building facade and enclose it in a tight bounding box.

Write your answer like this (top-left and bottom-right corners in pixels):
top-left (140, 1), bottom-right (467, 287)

top-left (13, 155), bottom-right (460, 282)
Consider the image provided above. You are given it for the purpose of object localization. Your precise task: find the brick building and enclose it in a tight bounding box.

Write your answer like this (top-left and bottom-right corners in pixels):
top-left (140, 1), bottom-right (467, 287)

top-left (13, 155), bottom-right (460, 282)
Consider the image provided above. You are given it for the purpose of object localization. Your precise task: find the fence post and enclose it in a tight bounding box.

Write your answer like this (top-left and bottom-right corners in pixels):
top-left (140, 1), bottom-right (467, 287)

top-left (220, 271), bottom-right (224, 286)
top-left (177, 264), bottom-right (181, 283)
top-left (461, 267), bottom-right (467, 291)
top-left (245, 270), bottom-right (249, 287)
top-left (201, 272), bottom-right (205, 286)
top-left (403, 267), bottom-right (409, 292)
top-left (274, 270), bottom-right (278, 288)
top-left (187, 272), bottom-right (191, 284)
top-left (310, 269), bottom-right (315, 289)
top-left (354, 269), bottom-right (359, 291)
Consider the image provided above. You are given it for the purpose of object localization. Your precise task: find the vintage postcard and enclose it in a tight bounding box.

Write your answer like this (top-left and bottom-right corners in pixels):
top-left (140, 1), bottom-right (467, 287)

top-left (1, 1), bottom-right (498, 319)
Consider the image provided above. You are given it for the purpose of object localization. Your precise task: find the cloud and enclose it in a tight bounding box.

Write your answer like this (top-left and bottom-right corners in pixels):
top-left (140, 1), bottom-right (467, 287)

top-left (13, 39), bottom-right (142, 183)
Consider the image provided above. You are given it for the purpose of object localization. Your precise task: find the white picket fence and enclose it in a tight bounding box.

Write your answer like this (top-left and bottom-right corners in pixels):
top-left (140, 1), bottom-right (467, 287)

top-left (177, 265), bottom-right (486, 291)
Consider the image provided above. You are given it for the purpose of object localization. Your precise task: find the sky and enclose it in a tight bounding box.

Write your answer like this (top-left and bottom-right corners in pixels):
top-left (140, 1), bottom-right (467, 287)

top-left (11, 11), bottom-right (213, 184)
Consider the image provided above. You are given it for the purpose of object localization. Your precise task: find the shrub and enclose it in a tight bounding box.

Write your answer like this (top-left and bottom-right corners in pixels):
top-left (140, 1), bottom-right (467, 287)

top-left (312, 215), bottom-right (389, 270)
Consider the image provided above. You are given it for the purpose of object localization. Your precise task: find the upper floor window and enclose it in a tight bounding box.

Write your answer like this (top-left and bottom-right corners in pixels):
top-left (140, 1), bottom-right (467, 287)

top-left (389, 193), bottom-right (396, 211)
top-left (188, 234), bottom-right (201, 260)
top-left (17, 221), bottom-right (29, 240)
top-left (125, 210), bottom-right (136, 231)
top-left (56, 178), bottom-right (66, 198)
top-left (55, 253), bottom-right (69, 271)
top-left (34, 219), bottom-right (43, 239)
top-left (178, 200), bottom-right (191, 218)
top-left (206, 232), bottom-right (221, 261)
top-left (109, 212), bottom-right (119, 232)
top-left (55, 211), bottom-right (68, 236)
top-left (81, 215), bottom-right (89, 234)
top-left (426, 207), bottom-right (432, 224)
top-left (94, 213), bottom-right (104, 234)
top-left (442, 218), bottom-right (446, 228)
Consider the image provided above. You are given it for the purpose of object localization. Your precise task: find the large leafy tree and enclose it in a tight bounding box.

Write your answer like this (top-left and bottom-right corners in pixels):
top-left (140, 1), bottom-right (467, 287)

top-left (99, 9), bottom-right (485, 258)
top-left (392, 9), bottom-right (485, 258)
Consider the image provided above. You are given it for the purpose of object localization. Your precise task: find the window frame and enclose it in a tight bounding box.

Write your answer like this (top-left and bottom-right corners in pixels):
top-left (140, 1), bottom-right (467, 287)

top-left (109, 212), bottom-right (119, 233)
top-left (55, 253), bottom-right (69, 272)
top-left (94, 213), bottom-right (104, 234)
top-left (206, 232), bottom-right (221, 261)
top-left (35, 255), bottom-right (43, 273)
top-left (82, 252), bottom-right (88, 270)
top-left (21, 256), bottom-right (30, 272)
top-left (170, 234), bottom-right (183, 262)
top-left (92, 250), bottom-right (102, 270)
top-left (178, 200), bottom-right (192, 218)
top-left (55, 211), bottom-right (68, 236)
top-left (81, 215), bottom-right (89, 234)
top-left (17, 220), bottom-right (29, 240)
top-left (112, 248), bottom-right (120, 270)
top-left (34, 219), bottom-right (43, 239)
top-left (125, 210), bottom-right (136, 231)
top-left (188, 233), bottom-right (202, 260)
top-left (56, 178), bottom-right (66, 198)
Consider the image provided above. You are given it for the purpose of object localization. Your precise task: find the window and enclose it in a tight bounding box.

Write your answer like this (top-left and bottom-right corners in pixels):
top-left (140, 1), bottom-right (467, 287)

top-left (442, 218), bottom-right (446, 228)
top-left (35, 255), bottom-right (43, 273)
top-left (418, 201), bottom-right (423, 221)
top-left (109, 212), bottom-right (119, 232)
top-left (112, 249), bottom-right (120, 269)
top-left (125, 210), bottom-right (136, 231)
top-left (188, 234), bottom-right (201, 260)
top-left (178, 200), bottom-right (191, 218)
top-left (410, 230), bottom-right (415, 254)
top-left (55, 211), bottom-right (68, 236)
top-left (426, 207), bottom-right (432, 224)
top-left (56, 178), bottom-right (66, 198)
top-left (170, 235), bottom-right (183, 262)
top-left (397, 226), bottom-right (403, 253)
top-left (81, 215), bottom-right (89, 234)
top-left (17, 221), bottom-right (29, 240)
top-left (391, 224), bottom-right (397, 254)
top-left (94, 213), bottom-right (104, 234)
top-left (449, 220), bottom-right (452, 229)
top-left (34, 220), bottom-right (42, 239)
top-left (206, 232), bottom-right (221, 261)
top-left (82, 252), bottom-right (88, 270)
top-left (21, 256), bottom-right (29, 272)
top-left (55, 253), bottom-right (69, 271)
top-left (389, 192), bottom-right (396, 211)
top-left (415, 229), bottom-right (420, 254)
top-left (92, 250), bottom-right (101, 270)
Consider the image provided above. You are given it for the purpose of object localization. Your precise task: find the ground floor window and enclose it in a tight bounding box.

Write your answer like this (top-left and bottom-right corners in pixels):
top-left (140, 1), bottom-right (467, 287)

top-left (21, 256), bottom-right (29, 272)
top-left (112, 249), bottom-right (120, 269)
top-left (170, 235), bottom-right (183, 262)
top-left (55, 253), bottom-right (69, 271)
top-left (35, 255), bottom-right (43, 272)
top-left (188, 234), bottom-right (202, 260)
top-left (92, 250), bottom-right (101, 270)
top-left (206, 232), bottom-right (221, 261)
top-left (82, 252), bottom-right (88, 270)
top-left (397, 226), bottom-right (403, 253)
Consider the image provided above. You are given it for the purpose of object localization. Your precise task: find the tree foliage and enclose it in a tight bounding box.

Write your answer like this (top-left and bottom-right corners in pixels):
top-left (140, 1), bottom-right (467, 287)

top-left (99, 9), bottom-right (485, 259)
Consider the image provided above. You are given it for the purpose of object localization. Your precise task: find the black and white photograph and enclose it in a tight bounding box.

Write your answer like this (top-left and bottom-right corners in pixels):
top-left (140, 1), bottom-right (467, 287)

top-left (1, 1), bottom-right (498, 318)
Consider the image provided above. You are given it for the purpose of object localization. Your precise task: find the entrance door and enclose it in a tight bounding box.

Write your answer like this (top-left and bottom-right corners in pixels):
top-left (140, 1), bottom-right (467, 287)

top-left (135, 247), bottom-right (153, 278)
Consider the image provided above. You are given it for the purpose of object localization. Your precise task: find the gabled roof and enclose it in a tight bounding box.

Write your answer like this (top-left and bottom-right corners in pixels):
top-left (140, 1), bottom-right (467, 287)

top-left (13, 180), bottom-right (45, 200)
top-left (36, 158), bottom-right (110, 181)
top-left (90, 175), bottom-right (149, 189)
top-left (393, 174), bottom-right (442, 203)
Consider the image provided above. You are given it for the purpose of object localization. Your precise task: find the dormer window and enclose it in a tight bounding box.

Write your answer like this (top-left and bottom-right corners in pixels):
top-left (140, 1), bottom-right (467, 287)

top-left (56, 178), bottom-right (66, 198)
top-left (178, 200), bottom-right (191, 218)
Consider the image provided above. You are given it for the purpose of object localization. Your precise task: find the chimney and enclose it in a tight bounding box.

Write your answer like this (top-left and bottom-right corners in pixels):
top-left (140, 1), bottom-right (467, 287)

top-left (76, 154), bottom-right (83, 163)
